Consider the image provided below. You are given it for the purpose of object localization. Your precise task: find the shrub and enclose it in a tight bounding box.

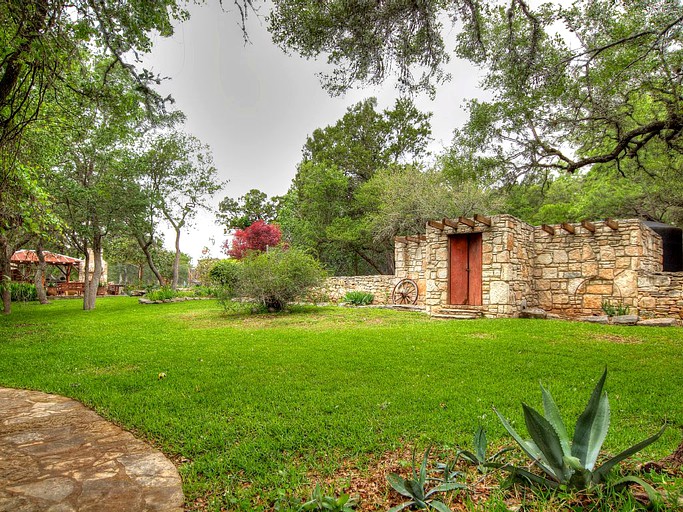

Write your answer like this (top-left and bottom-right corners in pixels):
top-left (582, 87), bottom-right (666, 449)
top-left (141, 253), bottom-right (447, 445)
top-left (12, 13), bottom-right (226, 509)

top-left (209, 259), bottom-right (241, 296)
top-left (145, 287), bottom-right (177, 301)
top-left (10, 282), bottom-right (37, 302)
top-left (601, 300), bottom-right (630, 317)
top-left (343, 291), bottom-right (374, 305)
top-left (231, 248), bottom-right (326, 312)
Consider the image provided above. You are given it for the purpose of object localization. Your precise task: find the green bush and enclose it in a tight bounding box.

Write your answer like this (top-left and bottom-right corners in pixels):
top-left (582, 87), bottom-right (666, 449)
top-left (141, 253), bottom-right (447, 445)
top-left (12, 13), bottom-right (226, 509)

top-left (219, 248), bottom-right (326, 312)
top-left (343, 291), bottom-right (374, 306)
top-left (10, 282), bottom-right (37, 302)
top-left (209, 259), bottom-right (241, 291)
top-left (145, 287), bottom-right (177, 301)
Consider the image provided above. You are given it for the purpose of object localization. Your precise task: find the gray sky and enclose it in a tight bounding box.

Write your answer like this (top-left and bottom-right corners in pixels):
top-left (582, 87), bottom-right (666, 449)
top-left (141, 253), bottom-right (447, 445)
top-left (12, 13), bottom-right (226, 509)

top-left (145, 2), bottom-right (484, 261)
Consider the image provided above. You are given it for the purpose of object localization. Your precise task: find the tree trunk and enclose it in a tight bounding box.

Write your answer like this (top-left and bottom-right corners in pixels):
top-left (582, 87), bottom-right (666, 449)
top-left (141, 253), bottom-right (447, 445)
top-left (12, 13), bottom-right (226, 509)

top-left (34, 242), bottom-right (48, 304)
top-left (172, 227), bottom-right (181, 290)
top-left (83, 238), bottom-right (104, 310)
top-left (135, 234), bottom-right (164, 286)
top-left (0, 235), bottom-right (11, 315)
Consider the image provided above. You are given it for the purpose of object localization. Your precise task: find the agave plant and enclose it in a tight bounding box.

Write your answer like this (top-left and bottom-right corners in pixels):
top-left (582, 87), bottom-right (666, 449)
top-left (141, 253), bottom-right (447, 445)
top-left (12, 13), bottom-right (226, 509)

top-left (300, 484), bottom-right (357, 511)
top-left (494, 369), bottom-right (665, 490)
top-left (457, 426), bottom-right (512, 474)
top-left (387, 446), bottom-right (467, 512)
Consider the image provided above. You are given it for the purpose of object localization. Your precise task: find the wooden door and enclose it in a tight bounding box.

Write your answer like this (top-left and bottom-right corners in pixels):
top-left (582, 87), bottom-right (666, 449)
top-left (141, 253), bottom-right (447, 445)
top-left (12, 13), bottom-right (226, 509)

top-left (449, 233), bottom-right (482, 305)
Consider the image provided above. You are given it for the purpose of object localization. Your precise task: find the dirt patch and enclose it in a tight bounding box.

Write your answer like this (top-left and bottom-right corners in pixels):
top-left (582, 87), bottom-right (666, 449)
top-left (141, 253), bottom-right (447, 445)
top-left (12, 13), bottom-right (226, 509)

top-left (593, 333), bottom-right (643, 344)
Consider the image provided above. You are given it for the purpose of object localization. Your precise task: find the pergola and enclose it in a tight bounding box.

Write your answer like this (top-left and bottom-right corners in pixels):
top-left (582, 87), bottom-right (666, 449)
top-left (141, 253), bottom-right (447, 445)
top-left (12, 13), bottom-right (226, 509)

top-left (10, 250), bottom-right (83, 283)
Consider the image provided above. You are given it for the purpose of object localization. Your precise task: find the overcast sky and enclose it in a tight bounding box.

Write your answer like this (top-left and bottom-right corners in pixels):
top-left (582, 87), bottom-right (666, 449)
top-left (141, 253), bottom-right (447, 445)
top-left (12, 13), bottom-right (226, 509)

top-left (144, 2), bottom-right (484, 262)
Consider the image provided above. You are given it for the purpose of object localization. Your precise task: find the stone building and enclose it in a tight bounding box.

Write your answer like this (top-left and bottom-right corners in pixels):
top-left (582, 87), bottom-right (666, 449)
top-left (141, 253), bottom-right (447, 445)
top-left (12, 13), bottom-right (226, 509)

top-left (325, 214), bottom-right (683, 320)
top-left (394, 214), bottom-right (682, 319)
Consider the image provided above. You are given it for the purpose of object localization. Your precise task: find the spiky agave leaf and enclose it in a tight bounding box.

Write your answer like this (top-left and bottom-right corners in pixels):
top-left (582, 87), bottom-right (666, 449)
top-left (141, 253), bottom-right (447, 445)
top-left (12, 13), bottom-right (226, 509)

top-left (387, 474), bottom-right (414, 499)
top-left (541, 383), bottom-right (571, 457)
top-left (592, 424), bottom-right (667, 483)
top-left (572, 369), bottom-right (610, 471)
top-left (428, 500), bottom-right (452, 512)
top-left (494, 406), bottom-right (554, 477)
top-left (523, 403), bottom-right (571, 482)
top-left (474, 426), bottom-right (486, 463)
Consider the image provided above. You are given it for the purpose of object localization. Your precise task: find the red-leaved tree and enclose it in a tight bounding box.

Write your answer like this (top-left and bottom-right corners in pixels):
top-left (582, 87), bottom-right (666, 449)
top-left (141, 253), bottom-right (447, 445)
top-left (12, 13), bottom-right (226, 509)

top-left (223, 220), bottom-right (282, 259)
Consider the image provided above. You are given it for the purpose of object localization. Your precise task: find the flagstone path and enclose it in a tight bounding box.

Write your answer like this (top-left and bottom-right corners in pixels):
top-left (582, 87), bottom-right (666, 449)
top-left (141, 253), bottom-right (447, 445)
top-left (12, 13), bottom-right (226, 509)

top-left (0, 388), bottom-right (184, 512)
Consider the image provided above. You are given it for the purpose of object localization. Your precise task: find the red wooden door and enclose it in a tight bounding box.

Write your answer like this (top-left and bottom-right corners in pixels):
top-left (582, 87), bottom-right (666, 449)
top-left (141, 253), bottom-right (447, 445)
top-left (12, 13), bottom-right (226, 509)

top-left (449, 233), bottom-right (482, 305)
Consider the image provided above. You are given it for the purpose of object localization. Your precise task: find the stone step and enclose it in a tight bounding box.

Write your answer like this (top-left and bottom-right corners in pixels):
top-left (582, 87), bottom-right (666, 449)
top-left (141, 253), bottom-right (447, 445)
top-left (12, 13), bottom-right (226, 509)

top-left (431, 313), bottom-right (481, 320)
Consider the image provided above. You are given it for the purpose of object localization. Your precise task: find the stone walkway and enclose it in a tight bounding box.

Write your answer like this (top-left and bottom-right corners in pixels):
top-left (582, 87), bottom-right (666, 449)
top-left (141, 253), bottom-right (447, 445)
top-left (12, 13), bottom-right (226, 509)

top-left (0, 388), bottom-right (184, 512)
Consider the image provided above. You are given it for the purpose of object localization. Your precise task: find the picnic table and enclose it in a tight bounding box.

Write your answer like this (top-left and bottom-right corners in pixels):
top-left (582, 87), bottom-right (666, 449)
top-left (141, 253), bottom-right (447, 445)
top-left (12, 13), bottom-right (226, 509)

top-left (56, 282), bottom-right (85, 296)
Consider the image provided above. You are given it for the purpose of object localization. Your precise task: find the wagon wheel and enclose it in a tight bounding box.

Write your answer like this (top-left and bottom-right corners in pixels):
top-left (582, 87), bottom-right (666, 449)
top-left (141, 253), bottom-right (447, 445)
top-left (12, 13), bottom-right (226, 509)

top-left (392, 278), bottom-right (419, 305)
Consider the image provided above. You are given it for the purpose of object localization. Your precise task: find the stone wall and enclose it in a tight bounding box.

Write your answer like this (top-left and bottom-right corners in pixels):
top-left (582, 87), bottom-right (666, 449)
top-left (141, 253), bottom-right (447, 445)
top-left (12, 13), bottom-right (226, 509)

top-left (636, 272), bottom-right (683, 319)
top-left (320, 275), bottom-right (398, 304)
top-left (394, 239), bottom-right (427, 304)
top-left (530, 219), bottom-right (662, 316)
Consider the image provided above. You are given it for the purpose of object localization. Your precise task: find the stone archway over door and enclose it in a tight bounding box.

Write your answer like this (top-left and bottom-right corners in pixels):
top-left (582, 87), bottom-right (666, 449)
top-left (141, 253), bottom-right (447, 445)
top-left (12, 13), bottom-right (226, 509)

top-left (449, 233), bottom-right (482, 305)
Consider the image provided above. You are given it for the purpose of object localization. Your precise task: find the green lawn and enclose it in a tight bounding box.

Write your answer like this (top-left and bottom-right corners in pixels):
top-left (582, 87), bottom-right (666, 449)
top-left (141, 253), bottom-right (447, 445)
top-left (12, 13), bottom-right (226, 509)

top-left (1, 298), bottom-right (681, 510)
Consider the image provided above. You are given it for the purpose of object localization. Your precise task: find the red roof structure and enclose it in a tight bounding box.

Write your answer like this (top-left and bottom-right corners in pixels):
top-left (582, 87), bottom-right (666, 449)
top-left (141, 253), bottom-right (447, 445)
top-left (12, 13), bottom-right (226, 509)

top-left (11, 250), bottom-right (82, 265)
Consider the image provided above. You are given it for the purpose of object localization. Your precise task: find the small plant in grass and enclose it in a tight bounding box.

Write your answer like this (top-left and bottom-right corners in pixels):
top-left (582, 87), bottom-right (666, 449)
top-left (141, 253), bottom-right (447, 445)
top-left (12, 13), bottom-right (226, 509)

top-left (494, 369), bottom-right (665, 496)
top-left (300, 484), bottom-right (357, 511)
top-left (343, 291), bottom-right (374, 306)
top-left (456, 426), bottom-right (512, 474)
top-left (387, 446), bottom-right (467, 511)
top-left (145, 287), bottom-right (177, 301)
top-left (601, 300), bottom-right (630, 317)
top-left (10, 282), bottom-right (37, 302)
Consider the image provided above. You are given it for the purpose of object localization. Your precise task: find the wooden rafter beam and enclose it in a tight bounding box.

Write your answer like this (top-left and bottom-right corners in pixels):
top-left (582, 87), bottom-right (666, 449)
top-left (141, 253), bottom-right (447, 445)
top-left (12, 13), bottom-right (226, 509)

top-left (458, 216), bottom-right (475, 228)
top-left (427, 220), bottom-right (445, 230)
top-left (561, 222), bottom-right (575, 234)
top-left (581, 220), bottom-right (596, 233)
top-left (541, 224), bottom-right (555, 235)
top-left (405, 236), bottom-right (422, 243)
top-left (605, 218), bottom-right (619, 230)
top-left (418, 235), bottom-right (427, 241)
top-left (442, 218), bottom-right (459, 229)
top-left (474, 214), bottom-right (492, 226)
top-left (394, 236), bottom-right (408, 243)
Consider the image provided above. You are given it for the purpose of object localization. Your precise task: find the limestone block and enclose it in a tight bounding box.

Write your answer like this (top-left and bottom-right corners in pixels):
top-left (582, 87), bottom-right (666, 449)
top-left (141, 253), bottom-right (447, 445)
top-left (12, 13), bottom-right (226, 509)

top-left (600, 245), bottom-right (615, 260)
top-left (582, 245), bottom-right (595, 260)
top-left (583, 295), bottom-right (604, 310)
top-left (625, 245), bottom-right (641, 257)
top-left (536, 253), bottom-right (552, 265)
top-left (568, 249), bottom-right (582, 261)
top-left (579, 315), bottom-right (610, 324)
top-left (482, 253), bottom-right (493, 265)
top-left (638, 296), bottom-right (657, 310)
top-left (553, 250), bottom-right (569, 264)
top-left (597, 268), bottom-right (614, 280)
top-left (436, 268), bottom-right (447, 279)
top-left (615, 256), bottom-right (632, 269)
top-left (581, 262), bottom-right (598, 276)
top-left (586, 283), bottom-right (612, 295)
top-left (535, 279), bottom-right (551, 291)
top-left (614, 270), bottom-right (638, 298)
top-left (637, 318), bottom-right (678, 327)
top-left (612, 314), bottom-right (639, 325)
top-left (489, 281), bottom-right (510, 305)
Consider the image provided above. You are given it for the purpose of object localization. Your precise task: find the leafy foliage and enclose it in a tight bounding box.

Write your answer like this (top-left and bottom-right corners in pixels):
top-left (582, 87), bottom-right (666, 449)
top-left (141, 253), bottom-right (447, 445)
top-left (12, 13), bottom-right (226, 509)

top-left (278, 98), bottom-right (432, 275)
top-left (342, 291), bottom-right (374, 306)
top-left (300, 484), bottom-right (357, 511)
top-left (494, 369), bottom-right (666, 490)
top-left (387, 447), bottom-right (466, 512)
top-left (217, 189), bottom-right (278, 231)
top-left (224, 220), bottom-right (282, 260)
top-left (218, 247), bottom-right (326, 312)
top-left (10, 282), bottom-right (37, 302)
top-left (601, 301), bottom-right (630, 317)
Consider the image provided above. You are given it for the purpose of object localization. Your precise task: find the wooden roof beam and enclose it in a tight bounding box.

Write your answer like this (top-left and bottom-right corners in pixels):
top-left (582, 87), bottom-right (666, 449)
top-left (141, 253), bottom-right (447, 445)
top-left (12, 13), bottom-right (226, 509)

top-left (394, 236), bottom-right (408, 243)
top-left (581, 220), bottom-right (596, 233)
top-left (427, 220), bottom-right (445, 230)
top-left (442, 218), bottom-right (459, 229)
top-left (405, 236), bottom-right (422, 243)
top-left (561, 222), bottom-right (575, 234)
top-left (605, 218), bottom-right (619, 230)
top-left (474, 214), bottom-right (492, 226)
top-left (541, 224), bottom-right (555, 235)
top-left (458, 216), bottom-right (475, 228)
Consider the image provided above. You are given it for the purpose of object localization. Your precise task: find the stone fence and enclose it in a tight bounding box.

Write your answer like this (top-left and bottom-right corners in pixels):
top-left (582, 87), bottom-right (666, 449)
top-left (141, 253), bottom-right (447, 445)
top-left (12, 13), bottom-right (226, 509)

top-left (319, 275), bottom-right (398, 304)
top-left (637, 272), bottom-right (683, 319)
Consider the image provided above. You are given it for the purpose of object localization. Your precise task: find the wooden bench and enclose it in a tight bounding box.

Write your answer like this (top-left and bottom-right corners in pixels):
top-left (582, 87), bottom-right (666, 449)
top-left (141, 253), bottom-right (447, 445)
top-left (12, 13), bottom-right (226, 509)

top-left (57, 282), bottom-right (85, 296)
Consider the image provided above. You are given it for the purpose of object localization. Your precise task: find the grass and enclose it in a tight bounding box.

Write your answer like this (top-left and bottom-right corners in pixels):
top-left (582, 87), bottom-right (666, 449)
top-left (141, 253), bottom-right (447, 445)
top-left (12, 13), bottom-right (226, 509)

top-left (1, 297), bottom-right (681, 510)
